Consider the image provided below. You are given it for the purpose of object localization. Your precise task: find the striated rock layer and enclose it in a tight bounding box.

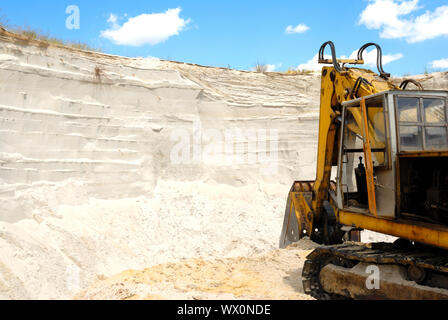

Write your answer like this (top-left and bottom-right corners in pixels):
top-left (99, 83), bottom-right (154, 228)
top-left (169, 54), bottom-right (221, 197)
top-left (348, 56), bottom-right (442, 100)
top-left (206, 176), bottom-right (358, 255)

top-left (0, 28), bottom-right (321, 222)
top-left (0, 29), bottom-right (321, 299)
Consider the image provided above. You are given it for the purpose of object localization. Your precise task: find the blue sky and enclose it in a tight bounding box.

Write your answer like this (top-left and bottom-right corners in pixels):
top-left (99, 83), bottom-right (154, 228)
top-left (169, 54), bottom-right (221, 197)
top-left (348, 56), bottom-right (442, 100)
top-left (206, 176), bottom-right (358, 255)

top-left (1, 0), bottom-right (448, 75)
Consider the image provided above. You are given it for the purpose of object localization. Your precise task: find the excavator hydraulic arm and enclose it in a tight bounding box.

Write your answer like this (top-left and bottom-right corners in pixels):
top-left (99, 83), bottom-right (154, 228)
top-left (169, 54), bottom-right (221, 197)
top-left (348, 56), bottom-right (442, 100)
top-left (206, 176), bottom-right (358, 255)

top-left (280, 41), bottom-right (448, 300)
top-left (280, 41), bottom-right (397, 248)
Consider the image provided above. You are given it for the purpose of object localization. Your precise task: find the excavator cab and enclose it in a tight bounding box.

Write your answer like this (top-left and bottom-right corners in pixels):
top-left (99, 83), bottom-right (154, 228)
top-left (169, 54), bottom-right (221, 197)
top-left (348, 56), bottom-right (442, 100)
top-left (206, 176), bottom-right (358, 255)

top-left (337, 90), bottom-right (448, 223)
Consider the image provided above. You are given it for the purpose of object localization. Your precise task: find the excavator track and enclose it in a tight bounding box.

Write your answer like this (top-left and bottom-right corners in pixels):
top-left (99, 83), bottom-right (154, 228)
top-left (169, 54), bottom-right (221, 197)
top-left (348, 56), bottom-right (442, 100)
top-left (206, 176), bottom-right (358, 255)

top-left (302, 242), bottom-right (448, 300)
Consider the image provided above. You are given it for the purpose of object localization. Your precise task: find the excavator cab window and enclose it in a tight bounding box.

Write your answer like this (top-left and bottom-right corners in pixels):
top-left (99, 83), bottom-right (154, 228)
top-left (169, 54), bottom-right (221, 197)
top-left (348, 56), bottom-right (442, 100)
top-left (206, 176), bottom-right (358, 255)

top-left (340, 95), bottom-right (388, 209)
top-left (396, 96), bottom-right (448, 151)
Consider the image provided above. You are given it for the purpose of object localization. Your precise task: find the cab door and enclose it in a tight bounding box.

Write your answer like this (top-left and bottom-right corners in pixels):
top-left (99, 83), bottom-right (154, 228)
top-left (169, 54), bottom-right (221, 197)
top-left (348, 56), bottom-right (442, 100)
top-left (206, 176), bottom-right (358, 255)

top-left (338, 93), bottom-right (395, 218)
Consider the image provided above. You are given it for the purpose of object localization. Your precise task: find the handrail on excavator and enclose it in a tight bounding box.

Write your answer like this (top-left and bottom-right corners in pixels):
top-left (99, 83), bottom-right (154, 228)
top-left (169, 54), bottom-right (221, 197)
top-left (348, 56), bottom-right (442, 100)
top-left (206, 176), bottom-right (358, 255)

top-left (318, 41), bottom-right (364, 72)
top-left (357, 43), bottom-right (390, 79)
top-left (318, 41), bottom-right (391, 80)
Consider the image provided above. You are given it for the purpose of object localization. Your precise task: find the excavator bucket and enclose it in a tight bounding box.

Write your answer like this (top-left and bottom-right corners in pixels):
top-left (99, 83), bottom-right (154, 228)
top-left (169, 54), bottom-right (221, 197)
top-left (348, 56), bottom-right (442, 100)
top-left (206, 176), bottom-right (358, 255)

top-left (279, 181), bottom-right (315, 248)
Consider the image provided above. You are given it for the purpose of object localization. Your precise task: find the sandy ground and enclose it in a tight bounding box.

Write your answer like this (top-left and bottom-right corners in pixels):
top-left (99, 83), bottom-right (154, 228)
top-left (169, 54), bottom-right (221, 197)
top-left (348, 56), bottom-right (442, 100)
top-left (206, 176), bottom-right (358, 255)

top-left (76, 239), bottom-right (318, 300)
top-left (0, 180), bottom-right (293, 299)
top-left (75, 232), bottom-right (394, 300)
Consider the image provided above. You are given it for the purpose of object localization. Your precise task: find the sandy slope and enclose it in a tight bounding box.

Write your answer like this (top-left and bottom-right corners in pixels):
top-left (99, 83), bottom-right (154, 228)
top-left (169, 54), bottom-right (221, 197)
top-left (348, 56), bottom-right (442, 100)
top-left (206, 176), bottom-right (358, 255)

top-left (0, 28), bottom-right (321, 299)
top-left (76, 239), bottom-right (318, 300)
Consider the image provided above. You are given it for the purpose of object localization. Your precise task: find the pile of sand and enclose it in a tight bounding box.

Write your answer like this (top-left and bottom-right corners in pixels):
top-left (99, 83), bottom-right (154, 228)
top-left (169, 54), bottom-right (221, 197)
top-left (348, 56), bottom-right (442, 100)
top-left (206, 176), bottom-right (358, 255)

top-left (0, 180), bottom-right (290, 299)
top-left (76, 239), bottom-right (319, 300)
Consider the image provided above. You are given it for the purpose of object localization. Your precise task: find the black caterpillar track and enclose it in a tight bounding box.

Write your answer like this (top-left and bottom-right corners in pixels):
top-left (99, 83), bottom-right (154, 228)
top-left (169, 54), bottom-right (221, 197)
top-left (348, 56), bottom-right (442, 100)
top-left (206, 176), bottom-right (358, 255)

top-left (302, 242), bottom-right (448, 300)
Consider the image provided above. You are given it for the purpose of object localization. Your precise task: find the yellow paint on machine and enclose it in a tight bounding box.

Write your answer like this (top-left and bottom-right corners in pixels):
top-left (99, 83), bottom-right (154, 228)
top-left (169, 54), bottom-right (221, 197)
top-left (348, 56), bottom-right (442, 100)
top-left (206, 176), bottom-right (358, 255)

top-left (290, 192), bottom-right (314, 237)
top-left (360, 97), bottom-right (377, 217)
top-left (338, 210), bottom-right (448, 250)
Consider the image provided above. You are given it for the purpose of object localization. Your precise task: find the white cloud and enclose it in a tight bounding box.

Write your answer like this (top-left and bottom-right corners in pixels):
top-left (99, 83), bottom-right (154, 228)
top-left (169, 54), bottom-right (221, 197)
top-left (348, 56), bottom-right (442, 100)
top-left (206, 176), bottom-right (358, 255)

top-left (346, 49), bottom-right (404, 67)
top-left (285, 23), bottom-right (309, 34)
top-left (430, 58), bottom-right (448, 69)
top-left (101, 8), bottom-right (191, 46)
top-left (297, 54), bottom-right (327, 71)
top-left (251, 63), bottom-right (282, 72)
top-left (297, 49), bottom-right (403, 71)
top-left (265, 64), bottom-right (281, 72)
top-left (107, 13), bottom-right (118, 25)
top-left (359, 0), bottom-right (448, 43)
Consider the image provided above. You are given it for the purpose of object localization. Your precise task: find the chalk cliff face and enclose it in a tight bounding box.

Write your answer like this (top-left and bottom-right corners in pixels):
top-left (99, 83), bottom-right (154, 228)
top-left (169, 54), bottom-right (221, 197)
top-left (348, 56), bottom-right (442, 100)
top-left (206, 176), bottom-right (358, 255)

top-left (0, 29), bottom-right (322, 299)
top-left (0, 28), bottom-right (321, 223)
top-left (0, 28), bottom-right (447, 299)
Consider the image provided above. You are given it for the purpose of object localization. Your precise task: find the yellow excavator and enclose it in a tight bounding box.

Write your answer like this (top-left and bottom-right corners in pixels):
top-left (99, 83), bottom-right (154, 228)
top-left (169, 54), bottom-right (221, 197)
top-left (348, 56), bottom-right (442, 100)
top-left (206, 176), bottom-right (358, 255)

top-left (280, 41), bottom-right (448, 300)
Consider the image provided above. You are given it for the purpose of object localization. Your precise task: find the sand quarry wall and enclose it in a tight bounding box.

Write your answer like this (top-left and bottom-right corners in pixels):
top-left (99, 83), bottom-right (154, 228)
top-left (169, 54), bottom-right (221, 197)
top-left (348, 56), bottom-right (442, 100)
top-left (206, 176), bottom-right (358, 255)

top-left (0, 29), bottom-right (322, 299)
top-left (0, 28), bottom-right (447, 299)
top-left (0, 29), bottom-right (322, 222)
